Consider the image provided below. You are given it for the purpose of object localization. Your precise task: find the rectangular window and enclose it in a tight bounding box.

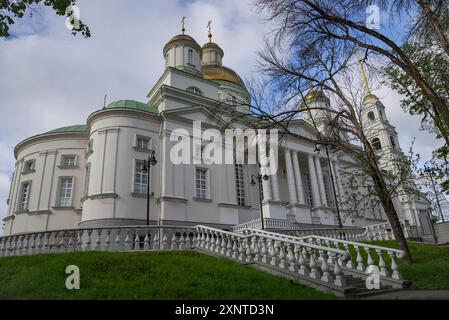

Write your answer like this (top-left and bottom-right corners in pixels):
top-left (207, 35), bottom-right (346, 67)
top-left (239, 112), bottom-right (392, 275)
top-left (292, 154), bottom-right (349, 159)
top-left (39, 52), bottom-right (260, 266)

top-left (134, 160), bottom-right (148, 194)
top-left (235, 164), bottom-right (245, 206)
top-left (18, 182), bottom-right (31, 211)
top-left (84, 164), bottom-right (91, 196)
top-left (135, 136), bottom-right (150, 150)
top-left (304, 174), bottom-right (313, 207)
top-left (195, 168), bottom-right (207, 199)
top-left (23, 159), bottom-right (35, 172)
top-left (61, 155), bottom-right (76, 167)
top-left (57, 177), bottom-right (73, 207)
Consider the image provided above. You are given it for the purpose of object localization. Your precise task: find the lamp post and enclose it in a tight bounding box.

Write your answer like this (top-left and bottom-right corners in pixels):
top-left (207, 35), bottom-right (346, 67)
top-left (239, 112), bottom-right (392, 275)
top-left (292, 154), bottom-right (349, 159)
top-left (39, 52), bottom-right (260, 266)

top-left (315, 144), bottom-right (343, 228)
top-left (250, 173), bottom-right (269, 230)
top-left (142, 150), bottom-right (158, 226)
top-left (420, 165), bottom-right (444, 223)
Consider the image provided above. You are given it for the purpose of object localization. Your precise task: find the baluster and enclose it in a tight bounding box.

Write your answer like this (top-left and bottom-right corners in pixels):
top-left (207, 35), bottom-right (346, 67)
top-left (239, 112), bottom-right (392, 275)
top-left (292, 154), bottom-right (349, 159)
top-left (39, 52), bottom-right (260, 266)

top-left (253, 237), bottom-right (261, 262)
top-left (23, 234), bottom-right (30, 256)
top-left (133, 230), bottom-right (140, 250)
top-left (124, 230), bottom-right (130, 250)
top-left (179, 233), bottom-right (185, 250)
top-left (389, 252), bottom-right (402, 279)
top-left (320, 251), bottom-right (333, 283)
top-left (238, 238), bottom-right (245, 261)
top-left (143, 230), bottom-right (150, 250)
top-left (309, 249), bottom-right (321, 279)
top-left (225, 235), bottom-right (232, 257)
top-left (152, 231), bottom-right (160, 250)
top-left (59, 231), bottom-right (66, 253)
top-left (355, 246), bottom-right (364, 271)
top-left (205, 232), bottom-right (211, 250)
top-left (161, 233), bottom-right (168, 250)
top-left (215, 233), bottom-right (221, 254)
top-left (332, 254), bottom-right (346, 286)
top-left (278, 242), bottom-right (287, 269)
top-left (170, 233), bottom-right (178, 250)
top-left (270, 240), bottom-right (279, 267)
top-left (220, 235), bottom-right (226, 255)
top-left (0, 238), bottom-right (5, 257)
top-left (298, 247), bottom-right (310, 276)
top-left (231, 236), bottom-right (239, 260)
top-left (84, 230), bottom-right (92, 251)
top-left (100, 229), bottom-right (109, 251)
top-left (376, 249), bottom-right (388, 277)
top-left (67, 232), bottom-right (74, 253)
top-left (185, 232), bottom-right (192, 249)
top-left (245, 238), bottom-right (253, 263)
top-left (365, 247), bottom-right (375, 271)
top-left (287, 244), bottom-right (298, 272)
top-left (16, 235), bottom-right (23, 256)
top-left (114, 229), bottom-right (122, 251)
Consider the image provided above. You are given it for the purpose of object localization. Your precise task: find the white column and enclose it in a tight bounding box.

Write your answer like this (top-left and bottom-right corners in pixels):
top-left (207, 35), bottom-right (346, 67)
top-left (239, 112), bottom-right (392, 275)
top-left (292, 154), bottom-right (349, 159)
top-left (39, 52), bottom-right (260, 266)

top-left (270, 169), bottom-right (280, 201)
top-left (314, 156), bottom-right (327, 207)
top-left (284, 149), bottom-right (298, 205)
top-left (307, 155), bottom-right (321, 207)
top-left (292, 151), bottom-right (305, 205)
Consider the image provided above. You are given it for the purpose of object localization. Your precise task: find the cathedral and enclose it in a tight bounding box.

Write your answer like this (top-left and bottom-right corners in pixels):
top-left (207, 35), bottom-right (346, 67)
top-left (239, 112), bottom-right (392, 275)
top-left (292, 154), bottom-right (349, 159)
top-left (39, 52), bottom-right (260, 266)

top-left (2, 26), bottom-right (431, 236)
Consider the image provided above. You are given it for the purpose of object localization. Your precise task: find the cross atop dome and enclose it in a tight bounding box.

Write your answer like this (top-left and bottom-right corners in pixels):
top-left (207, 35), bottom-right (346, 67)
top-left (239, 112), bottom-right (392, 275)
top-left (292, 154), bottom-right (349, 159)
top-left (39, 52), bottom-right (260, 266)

top-left (181, 16), bottom-right (186, 34)
top-left (207, 20), bottom-right (213, 42)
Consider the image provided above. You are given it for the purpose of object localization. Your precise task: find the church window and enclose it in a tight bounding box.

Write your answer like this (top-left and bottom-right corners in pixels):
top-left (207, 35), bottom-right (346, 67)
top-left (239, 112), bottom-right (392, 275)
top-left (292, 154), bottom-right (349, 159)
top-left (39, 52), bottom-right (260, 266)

top-left (61, 155), bottom-right (77, 167)
top-left (134, 160), bottom-right (148, 195)
top-left (303, 174), bottom-right (313, 207)
top-left (372, 138), bottom-right (382, 151)
top-left (56, 177), bottom-right (74, 207)
top-left (135, 136), bottom-right (151, 150)
top-left (186, 86), bottom-right (202, 96)
top-left (23, 159), bottom-right (35, 173)
top-left (188, 49), bottom-right (194, 65)
top-left (379, 110), bottom-right (383, 119)
top-left (195, 168), bottom-right (207, 199)
top-left (367, 111), bottom-right (375, 121)
top-left (18, 182), bottom-right (31, 211)
top-left (235, 164), bottom-right (245, 206)
top-left (84, 163), bottom-right (91, 196)
top-left (390, 136), bottom-right (396, 149)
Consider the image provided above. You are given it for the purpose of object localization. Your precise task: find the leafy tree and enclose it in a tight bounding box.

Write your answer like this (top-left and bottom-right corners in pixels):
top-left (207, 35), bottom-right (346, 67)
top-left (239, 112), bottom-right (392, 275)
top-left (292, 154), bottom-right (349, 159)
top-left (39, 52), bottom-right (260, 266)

top-left (0, 0), bottom-right (90, 38)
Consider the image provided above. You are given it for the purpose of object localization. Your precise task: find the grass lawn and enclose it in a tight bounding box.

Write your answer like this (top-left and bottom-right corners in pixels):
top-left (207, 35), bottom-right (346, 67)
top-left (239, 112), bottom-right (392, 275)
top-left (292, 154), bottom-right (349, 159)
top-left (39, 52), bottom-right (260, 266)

top-left (366, 240), bottom-right (449, 290)
top-left (0, 251), bottom-right (335, 300)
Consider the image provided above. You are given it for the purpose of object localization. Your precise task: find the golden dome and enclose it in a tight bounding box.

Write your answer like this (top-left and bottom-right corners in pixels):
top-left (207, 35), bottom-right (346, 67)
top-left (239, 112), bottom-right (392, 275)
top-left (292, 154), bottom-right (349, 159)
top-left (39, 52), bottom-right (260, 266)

top-left (202, 42), bottom-right (224, 56)
top-left (163, 34), bottom-right (201, 55)
top-left (202, 64), bottom-right (246, 89)
top-left (304, 90), bottom-right (327, 101)
top-left (363, 93), bottom-right (379, 102)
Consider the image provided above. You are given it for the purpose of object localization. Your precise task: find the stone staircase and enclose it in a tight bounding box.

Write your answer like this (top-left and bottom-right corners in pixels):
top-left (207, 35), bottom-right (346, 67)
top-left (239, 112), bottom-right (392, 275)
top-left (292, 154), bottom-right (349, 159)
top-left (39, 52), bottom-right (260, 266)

top-left (194, 226), bottom-right (410, 297)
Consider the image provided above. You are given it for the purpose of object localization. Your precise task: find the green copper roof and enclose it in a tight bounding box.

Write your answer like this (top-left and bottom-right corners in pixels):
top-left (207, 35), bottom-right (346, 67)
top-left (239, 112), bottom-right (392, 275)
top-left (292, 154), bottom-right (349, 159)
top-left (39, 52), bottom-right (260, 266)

top-left (106, 100), bottom-right (158, 114)
top-left (46, 125), bottom-right (89, 134)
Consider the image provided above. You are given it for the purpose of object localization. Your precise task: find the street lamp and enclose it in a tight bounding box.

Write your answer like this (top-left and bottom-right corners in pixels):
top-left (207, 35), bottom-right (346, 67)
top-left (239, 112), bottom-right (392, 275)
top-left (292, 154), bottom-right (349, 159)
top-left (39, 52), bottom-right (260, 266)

top-left (250, 173), bottom-right (269, 230)
top-left (314, 143), bottom-right (343, 228)
top-left (420, 165), bottom-right (444, 223)
top-left (142, 150), bottom-right (158, 226)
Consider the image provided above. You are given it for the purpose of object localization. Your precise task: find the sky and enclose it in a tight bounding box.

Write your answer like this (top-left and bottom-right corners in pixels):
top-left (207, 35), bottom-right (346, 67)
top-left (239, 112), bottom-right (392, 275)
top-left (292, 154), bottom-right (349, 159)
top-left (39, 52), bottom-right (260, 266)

top-left (0, 0), bottom-right (442, 225)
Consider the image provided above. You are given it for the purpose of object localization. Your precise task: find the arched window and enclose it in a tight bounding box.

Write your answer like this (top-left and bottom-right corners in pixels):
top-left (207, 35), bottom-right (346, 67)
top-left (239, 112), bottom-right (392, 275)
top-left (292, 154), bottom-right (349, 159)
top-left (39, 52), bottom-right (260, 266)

top-left (186, 86), bottom-right (202, 96)
top-left (367, 111), bottom-right (375, 121)
top-left (188, 49), bottom-right (193, 65)
top-left (390, 136), bottom-right (396, 149)
top-left (372, 138), bottom-right (382, 151)
top-left (379, 110), bottom-right (383, 119)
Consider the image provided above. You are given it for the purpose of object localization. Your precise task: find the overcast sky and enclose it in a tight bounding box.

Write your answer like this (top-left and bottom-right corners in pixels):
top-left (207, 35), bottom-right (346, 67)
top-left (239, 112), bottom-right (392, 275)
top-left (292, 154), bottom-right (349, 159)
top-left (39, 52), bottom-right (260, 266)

top-left (0, 0), bottom-right (441, 225)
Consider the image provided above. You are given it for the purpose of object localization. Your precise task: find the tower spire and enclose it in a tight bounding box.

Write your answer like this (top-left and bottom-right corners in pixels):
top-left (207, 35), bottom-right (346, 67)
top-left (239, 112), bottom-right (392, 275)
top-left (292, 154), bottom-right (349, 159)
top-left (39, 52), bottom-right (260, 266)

top-left (207, 20), bottom-right (212, 42)
top-left (181, 16), bottom-right (186, 34)
top-left (356, 49), bottom-right (371, 94)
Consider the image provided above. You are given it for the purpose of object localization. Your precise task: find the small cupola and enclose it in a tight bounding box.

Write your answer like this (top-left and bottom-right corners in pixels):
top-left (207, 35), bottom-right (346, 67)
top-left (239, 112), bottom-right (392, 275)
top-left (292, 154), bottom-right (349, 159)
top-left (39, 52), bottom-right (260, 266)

top-left (202, 22), bottom-right (224, 66)
top-left (163, 17), bottom-right (202, 75)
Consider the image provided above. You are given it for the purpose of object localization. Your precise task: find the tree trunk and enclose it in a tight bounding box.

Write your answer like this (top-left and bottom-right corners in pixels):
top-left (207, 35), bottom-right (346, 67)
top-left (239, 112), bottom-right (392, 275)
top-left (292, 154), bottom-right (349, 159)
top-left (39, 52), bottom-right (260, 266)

top-left (369, 161), bottom-right (413, 264)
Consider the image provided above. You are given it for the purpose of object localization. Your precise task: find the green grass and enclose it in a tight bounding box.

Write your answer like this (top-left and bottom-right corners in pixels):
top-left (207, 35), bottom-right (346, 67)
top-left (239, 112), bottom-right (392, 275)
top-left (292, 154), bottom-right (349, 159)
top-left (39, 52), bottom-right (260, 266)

top-left (0, 251), bottom-right (335, 300)
top-left (366, 241), bottom-right (449, 290)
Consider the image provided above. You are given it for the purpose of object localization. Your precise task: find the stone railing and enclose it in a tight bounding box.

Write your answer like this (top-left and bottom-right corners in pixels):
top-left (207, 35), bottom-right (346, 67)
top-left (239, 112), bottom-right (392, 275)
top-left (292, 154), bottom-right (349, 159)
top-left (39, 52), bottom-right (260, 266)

top-left (362, 221), bottom-right (417, 240)
top-left (232, 218), bottom-right (367, 241)
top-left (195, 225), bottom-right (352, 287)
top-left (0, 225), bottom-right (195, 258)
top-left (243, 228), bottom-right (405, 280)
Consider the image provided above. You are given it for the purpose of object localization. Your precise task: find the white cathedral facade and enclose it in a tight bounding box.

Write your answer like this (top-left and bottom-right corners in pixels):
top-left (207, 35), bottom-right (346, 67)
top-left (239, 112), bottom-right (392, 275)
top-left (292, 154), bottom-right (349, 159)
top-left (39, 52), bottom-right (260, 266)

top-left (2, 29), bottom-right (431, 236)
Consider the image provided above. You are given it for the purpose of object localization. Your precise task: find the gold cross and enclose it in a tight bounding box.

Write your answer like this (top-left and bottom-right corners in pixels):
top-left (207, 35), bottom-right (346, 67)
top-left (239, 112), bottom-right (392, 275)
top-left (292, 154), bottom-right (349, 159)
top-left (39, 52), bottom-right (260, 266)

top-left (181, 16), bottom-right (186, 33)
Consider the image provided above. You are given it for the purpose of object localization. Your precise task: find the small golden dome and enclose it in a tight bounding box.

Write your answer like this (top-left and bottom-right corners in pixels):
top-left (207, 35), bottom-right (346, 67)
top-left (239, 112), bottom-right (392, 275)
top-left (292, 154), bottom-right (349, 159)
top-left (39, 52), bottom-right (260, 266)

top-left (163, 34), bottom-right (201, 55)
top-left (202, 41), bottom-right (224, 57)
top-left (363, 93), bottom-right (379, 102)
top-left (304, 90), bottom-right (327, 101)
top-left (202, 64), bottom-right (246, 89)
